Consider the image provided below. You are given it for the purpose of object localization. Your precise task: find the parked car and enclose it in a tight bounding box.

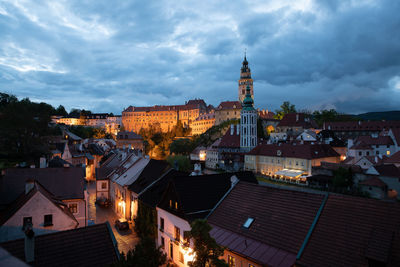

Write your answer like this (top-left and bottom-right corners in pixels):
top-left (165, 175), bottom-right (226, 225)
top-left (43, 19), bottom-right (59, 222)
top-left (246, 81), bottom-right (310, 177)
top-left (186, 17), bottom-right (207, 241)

top-left (115, 218), bottom-right (129, 231)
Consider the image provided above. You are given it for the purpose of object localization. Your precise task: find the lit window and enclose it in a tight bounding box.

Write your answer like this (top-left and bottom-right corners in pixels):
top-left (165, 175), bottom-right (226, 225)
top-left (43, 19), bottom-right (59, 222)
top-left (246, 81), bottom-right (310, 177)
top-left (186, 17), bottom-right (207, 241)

top-left (387, 151), bottom-right (390, 155)
top-left (175, 226), bottom-right (181, 241)
top-left (175, 201), bottom-right (178, 209)
top-left (243, 217), bottom-right (254, 229)
top-left (68, 203), bottom-right (78, 214)
top-left (101, 182), bottom-right (107, 189)
top-left (228, 255), bottom-right (236, 267)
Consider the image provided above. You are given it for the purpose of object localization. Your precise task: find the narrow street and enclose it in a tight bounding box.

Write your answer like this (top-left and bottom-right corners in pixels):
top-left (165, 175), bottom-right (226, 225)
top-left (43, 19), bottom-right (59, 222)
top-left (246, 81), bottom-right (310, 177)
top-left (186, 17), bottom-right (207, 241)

top-left (87, 181), bottom-right (139, 255)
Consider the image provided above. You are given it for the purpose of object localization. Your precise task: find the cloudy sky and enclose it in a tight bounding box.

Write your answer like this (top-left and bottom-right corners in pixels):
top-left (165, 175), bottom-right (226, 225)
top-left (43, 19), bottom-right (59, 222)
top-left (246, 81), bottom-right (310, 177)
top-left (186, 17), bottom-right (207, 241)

top-left (0, 0), bottom-right (399, 114)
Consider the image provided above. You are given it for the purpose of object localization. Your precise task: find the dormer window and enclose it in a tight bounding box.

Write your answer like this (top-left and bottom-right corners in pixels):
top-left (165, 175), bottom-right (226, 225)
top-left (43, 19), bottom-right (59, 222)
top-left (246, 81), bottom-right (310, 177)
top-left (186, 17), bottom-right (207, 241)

top-left (243, 217), bottom-right (254, 229)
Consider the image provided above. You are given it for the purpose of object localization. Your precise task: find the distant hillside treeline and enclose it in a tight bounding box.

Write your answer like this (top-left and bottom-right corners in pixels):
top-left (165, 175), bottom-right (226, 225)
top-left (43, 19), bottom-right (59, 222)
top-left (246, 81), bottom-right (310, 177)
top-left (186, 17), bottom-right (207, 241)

top-left (355, 111), bottom-right (400, 121)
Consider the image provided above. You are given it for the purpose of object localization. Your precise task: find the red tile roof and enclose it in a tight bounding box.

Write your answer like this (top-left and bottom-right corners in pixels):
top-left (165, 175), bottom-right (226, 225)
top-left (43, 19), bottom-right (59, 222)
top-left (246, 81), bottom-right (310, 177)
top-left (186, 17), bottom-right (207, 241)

top-left (277, 113), bottom-right (318, 128)
top-left (350, 141), bottom-right (372, 150)
top-left (117, 131), bottom-right (143, 140)
top-left (208, 182), bottom-right (325, 265)
top-left (384, 151), bottom-right (400, 164)
top-left (297, 194), bottom-right (400, 266)
top-left (248, 143), bottom-right (340, 160)
top-left (324, 121), bottom-right (400, 132)
top-left (216, 101), bottom-right (242, 110)
top-left (359, 176), bottom-right (387, 188)
top-left (0, 223), bottom-right (119, 267)
top-left (373, 164), bottom-right (400, 178)
top-left (218, 126), bottom-right (240, 148)
top-left (355, 135), bottom-right (394, 146)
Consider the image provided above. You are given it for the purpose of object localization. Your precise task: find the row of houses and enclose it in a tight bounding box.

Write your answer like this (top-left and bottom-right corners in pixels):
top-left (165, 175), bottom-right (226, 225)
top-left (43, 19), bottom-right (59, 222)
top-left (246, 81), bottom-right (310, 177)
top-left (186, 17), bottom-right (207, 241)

top-left (95, 148), bottom-right (400, 266)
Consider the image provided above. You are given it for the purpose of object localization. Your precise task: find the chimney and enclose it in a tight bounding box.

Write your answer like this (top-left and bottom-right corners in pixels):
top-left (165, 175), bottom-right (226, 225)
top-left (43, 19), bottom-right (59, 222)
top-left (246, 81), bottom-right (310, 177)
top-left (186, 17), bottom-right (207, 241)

top-left (296, 114), bottom-right (299, 122)
top-left (24, 224), bottom-right (35, 264)
top-left (230, 124), bottom-right (234, 135)
top-left (39, 157), bottom-right (46, 168)
top-left (230, 175), bottom-right (239, 187)
top-left (25, 179), bottom-right (35, 194)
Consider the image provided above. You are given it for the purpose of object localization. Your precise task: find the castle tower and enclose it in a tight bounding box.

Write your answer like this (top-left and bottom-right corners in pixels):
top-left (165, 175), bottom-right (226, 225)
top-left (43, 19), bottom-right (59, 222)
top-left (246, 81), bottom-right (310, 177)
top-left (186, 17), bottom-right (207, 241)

top-left (238, 54), bottom-right (253, 103)
top-left (240, 85), bottom-right (258, 152)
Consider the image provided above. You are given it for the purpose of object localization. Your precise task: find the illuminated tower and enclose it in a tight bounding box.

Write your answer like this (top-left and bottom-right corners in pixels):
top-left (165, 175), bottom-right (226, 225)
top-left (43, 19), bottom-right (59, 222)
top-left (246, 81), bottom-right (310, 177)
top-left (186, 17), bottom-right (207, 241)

top-left (240, 85), bottom-right (257, 152)
top-left (238, 54), bottom-right (253, 103)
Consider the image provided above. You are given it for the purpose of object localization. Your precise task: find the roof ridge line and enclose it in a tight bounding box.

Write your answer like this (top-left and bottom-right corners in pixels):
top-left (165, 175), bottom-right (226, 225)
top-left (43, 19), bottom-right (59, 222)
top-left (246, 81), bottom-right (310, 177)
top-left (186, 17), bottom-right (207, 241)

top-left (296, 192), bottom-right (329, 260)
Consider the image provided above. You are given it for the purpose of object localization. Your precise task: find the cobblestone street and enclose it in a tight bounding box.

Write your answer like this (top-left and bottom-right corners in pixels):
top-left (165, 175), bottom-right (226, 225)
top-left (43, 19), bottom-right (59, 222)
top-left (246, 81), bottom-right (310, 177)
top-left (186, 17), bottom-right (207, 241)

top-left (87, 181), bottom-right (139, 254)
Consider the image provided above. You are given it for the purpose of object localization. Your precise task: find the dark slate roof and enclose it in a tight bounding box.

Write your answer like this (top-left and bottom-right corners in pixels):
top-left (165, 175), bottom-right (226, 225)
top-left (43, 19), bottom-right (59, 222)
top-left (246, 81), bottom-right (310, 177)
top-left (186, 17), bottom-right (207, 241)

top-left (128, 159), bottom-right (171, 193)
top-left (87, 143), bottom-right (104, 156)
top-left (158, 172), bottom-right (257, 221)
top-left (248, 143), bottom-right (340, 160)
top-left (355, 135), bottom-right (394, 146)
top-left (48, 156), bottom-right (72, 168)
top-left (138, 169), bottom-right (189, 208)
top-left (208, 182), bottom-right (325, 266)
top-left (297, 194), bottom-right (400, 267)
top-left (0, 168), bottom-right (85, 208)
top-left (0, 181), bottom-right (77, 226)
top-left (0, 223), bottom-right (119, 267)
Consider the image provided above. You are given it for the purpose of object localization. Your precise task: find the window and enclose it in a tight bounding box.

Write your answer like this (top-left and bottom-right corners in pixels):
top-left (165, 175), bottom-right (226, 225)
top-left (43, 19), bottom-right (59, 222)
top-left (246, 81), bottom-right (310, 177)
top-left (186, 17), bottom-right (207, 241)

top-left (243, 217), bottom-right (254, 229)
top-left (169, 200), bottom-right (172, 208)
top-left (376, 151), bottom-right (379, 155)
top-left (249, 265), bottom-right (256, 267)
top-left (44, 214), bottom-right (53, 226)
top-left (23, 217), bottom-right (32, 230)
top-left (161, 237), bottom-right (165, 249)
top-left (358, 151), bottom-right (362, 156)
top-left (387, 151), bottom-right (391, 156)
top-left (175, 201), bottom-right (178, 210)
top-left (175, 226), bottom-right (181, 241)
top-left (179, 251), bottom-right (184, 263)
top-left (160, 217), bottom-right (164, 232)
top-left (68, 203), bottom-right (78, 214)
top-left (228, 255), bottom-right (236, 267)
top-left (101, 182), bottom-right (107, 189)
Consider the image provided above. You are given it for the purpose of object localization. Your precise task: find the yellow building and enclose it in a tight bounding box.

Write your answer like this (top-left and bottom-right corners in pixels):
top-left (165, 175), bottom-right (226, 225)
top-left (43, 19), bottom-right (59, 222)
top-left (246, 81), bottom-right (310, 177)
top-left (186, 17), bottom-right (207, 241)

top-left (190, 112), bottom-right (215, 135)
top-left (214, 101), bottom-right (241, 125)
top-left (56, 117), bottom-right (84, 126)
top-left (245, 143), bottom-right (340, 183)
top-left (122, 99), bottom-right (208, 133)
top-left (238, 55), bottom-right (254, 103)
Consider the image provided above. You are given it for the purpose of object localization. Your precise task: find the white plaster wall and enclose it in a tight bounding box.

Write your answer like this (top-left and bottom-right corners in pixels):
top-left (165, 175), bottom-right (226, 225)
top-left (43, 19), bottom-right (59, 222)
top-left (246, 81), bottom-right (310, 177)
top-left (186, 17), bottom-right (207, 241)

top-left (157, 208), bottom-right (193, 267)
top-left (63, 199), bottom-right (86, 227)
top-left (0, 191), bottom-right (77, 242)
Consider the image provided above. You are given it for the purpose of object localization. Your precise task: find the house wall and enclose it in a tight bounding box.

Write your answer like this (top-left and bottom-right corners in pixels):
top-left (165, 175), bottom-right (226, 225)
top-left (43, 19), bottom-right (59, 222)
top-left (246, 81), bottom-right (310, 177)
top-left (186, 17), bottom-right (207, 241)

top-left (380, 176), bottom-right (400, 199)
top-left (215, 108), bottom-right (241, 125)
top-left (222, 250), bottom-right (262, 267)
top-left (62, 198), bottom-right (86, 227)
top-left (205, 150), bottom-right (219, 169)
top-left (96, 180), bottom-right (109, 199)
top-left (359, 185), bottom-right (386, 199)
top-left (0, 192), bottom-right (78, 242)
top-left (157, 208), bottom-right (194, 267)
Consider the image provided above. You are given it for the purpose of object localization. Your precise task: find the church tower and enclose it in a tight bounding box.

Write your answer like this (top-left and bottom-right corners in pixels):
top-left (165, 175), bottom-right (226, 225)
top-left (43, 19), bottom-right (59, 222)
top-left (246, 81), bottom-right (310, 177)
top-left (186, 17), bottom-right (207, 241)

top-left (240, 85), bottom-right (258, 152)
top-left (238, 54), bottom-right (253, 103)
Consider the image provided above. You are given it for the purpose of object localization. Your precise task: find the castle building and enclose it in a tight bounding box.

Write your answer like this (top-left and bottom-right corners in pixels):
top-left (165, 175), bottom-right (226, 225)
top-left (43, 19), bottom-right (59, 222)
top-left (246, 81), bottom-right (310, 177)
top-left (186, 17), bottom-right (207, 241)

top-left (238, 55), bottom-right (253, 103)
top-left (122, 99), bottom-right (208, 133)
top-left (240, 85), bottom-right (258, 152)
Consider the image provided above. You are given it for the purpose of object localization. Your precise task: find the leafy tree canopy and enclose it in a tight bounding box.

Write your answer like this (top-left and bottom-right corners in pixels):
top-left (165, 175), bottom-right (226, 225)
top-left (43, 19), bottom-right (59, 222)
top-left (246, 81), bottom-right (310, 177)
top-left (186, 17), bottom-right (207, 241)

top-left (274, 101), bottom-right (296, 120)
top-left (184, 219), bottom-right (228, 267)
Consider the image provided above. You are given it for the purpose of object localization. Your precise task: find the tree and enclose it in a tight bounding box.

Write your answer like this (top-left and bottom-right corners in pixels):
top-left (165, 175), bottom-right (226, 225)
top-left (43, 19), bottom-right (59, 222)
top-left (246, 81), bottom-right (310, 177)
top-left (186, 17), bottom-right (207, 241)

top-left (170, 138), bottom-right (196, 155)
top-left (274, 101), bottom-right (296, 120)
top-left (184, 219), bottom-right (228, 267)
top-left (54, 105), bottom-right (68, 116)
top-left (69, 108), bottom-right (81, 117)
top-left (333, 167), bottom-right (353, 188)
top-left (113, 237), bottom-right (166, 267)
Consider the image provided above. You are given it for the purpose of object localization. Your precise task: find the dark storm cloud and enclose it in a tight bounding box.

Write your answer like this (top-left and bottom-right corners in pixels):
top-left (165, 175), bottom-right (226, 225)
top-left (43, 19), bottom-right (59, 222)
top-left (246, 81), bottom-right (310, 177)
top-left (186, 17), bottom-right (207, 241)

top-left (0, 0), bottom-right (399, 114)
